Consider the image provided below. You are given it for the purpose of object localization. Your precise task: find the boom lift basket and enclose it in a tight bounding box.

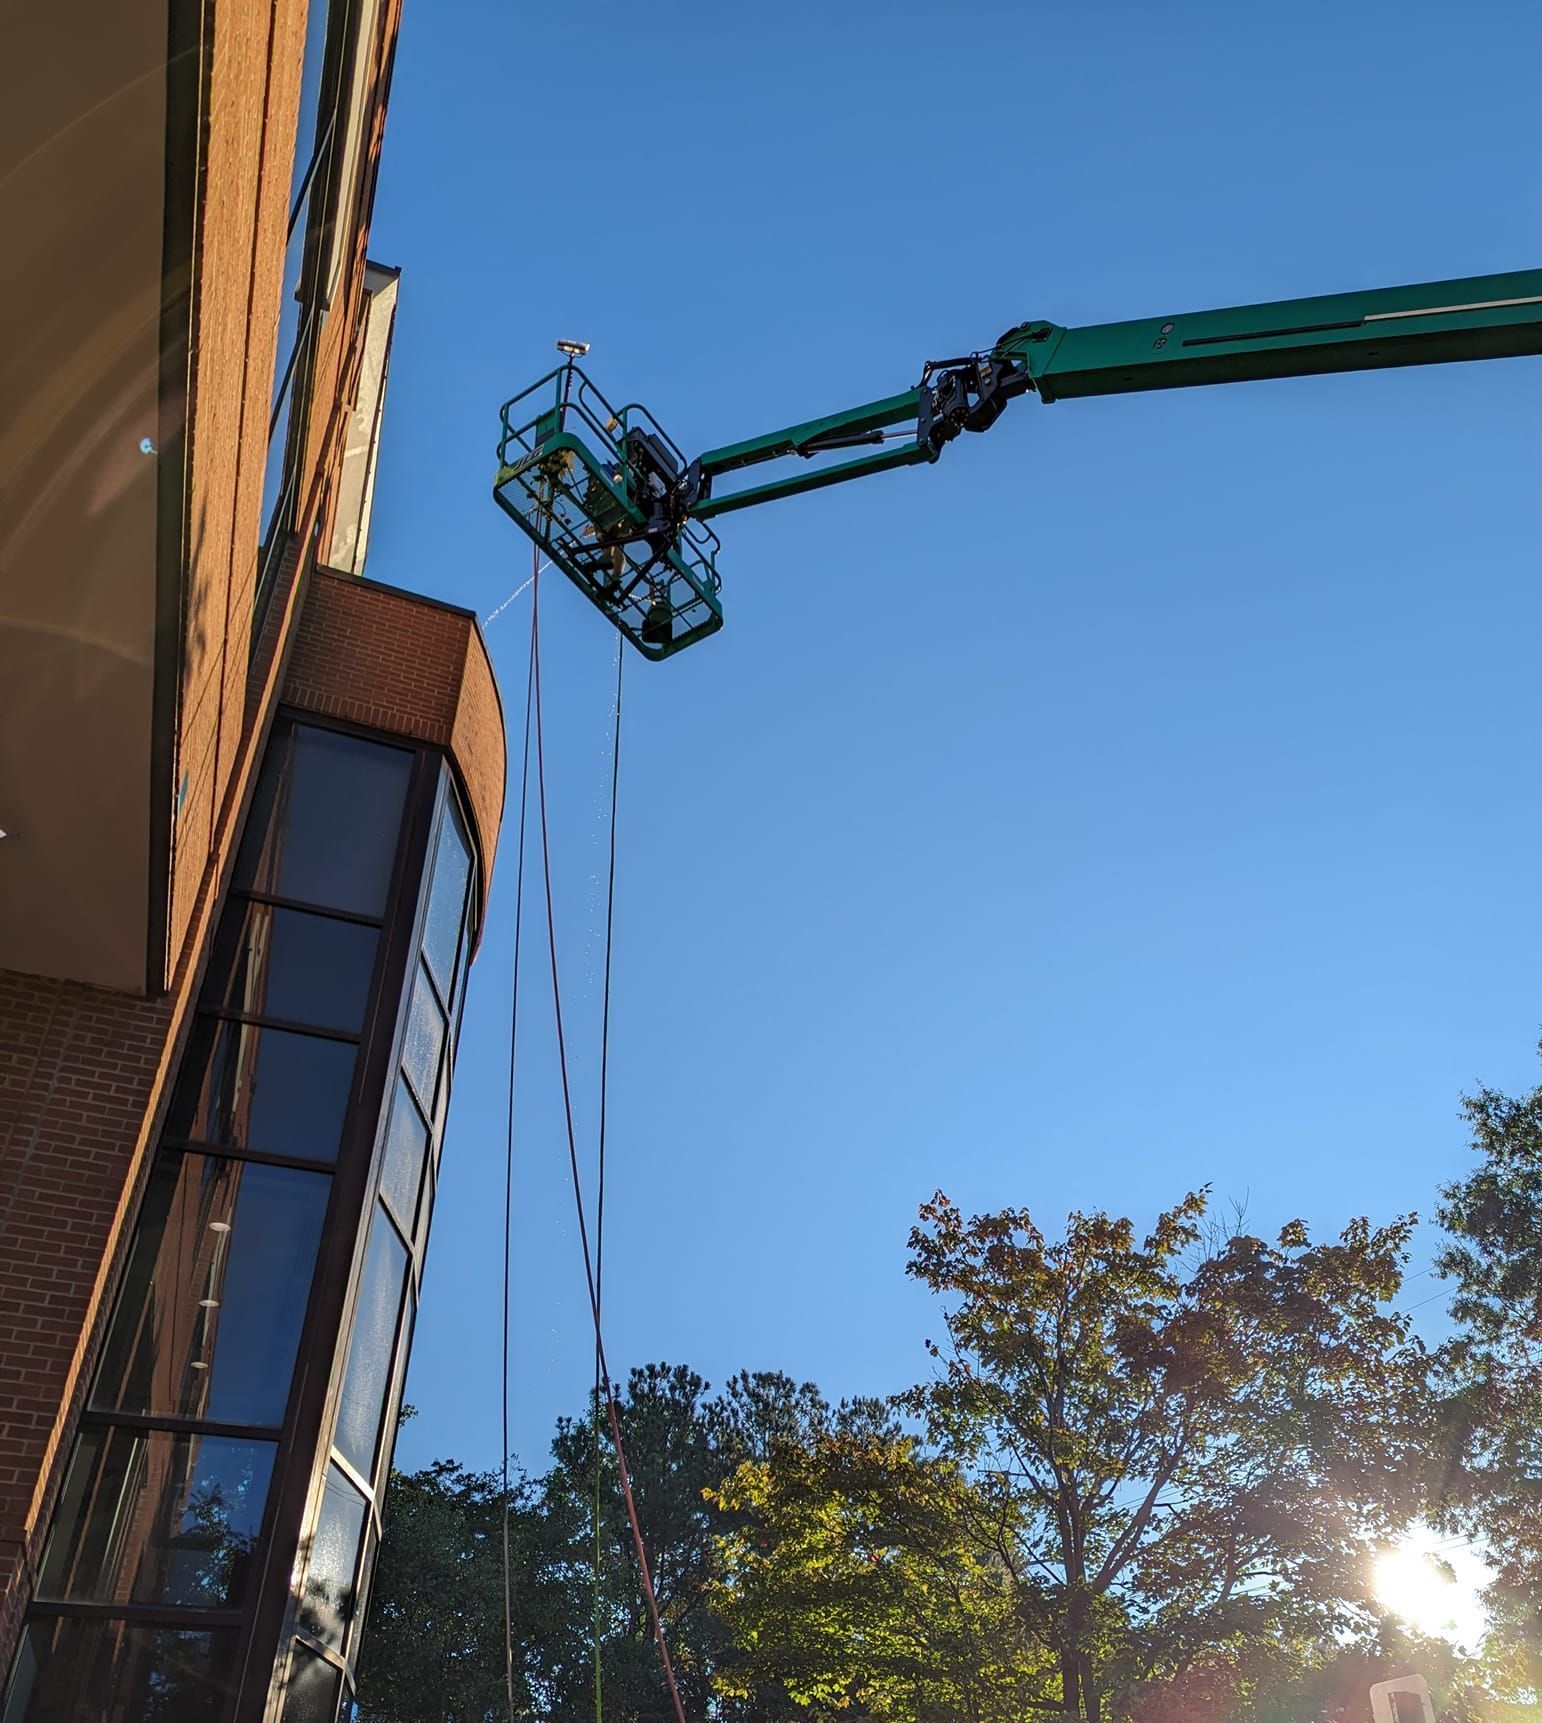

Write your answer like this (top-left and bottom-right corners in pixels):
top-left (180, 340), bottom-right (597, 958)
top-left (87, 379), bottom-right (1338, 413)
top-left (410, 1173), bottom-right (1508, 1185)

top-left (493, 366), bottom-right (723, 660)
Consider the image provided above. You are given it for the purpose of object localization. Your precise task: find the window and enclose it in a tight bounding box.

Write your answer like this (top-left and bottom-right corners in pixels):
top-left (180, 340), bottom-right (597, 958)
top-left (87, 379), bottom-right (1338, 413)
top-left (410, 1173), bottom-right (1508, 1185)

top-left (38, 1429), bottom-right (274, 1609)
top-left (204, 902), bottom-right (378, 1033)
top-left (376, 1079), bottom-right (429, 1245)
top-left (12, 717), bottom-right (443, 1722)
top-left (253, 0), bottom-right (339, 648)
top-left (332, 1212), bottom-right (408, 1481)
top-left (280, 1644), bottom-right (343, 1723)
top-left (173, 1019), bottom-right (357, 1162)
top-left (2, 1621), bottom-right (240, 1723)
top-left (237, 727), bottom-right (413, 918)
top-left (297, 1467), bottom-right (367, 1651)
top-left (93, 1155), bottom-right (329, 1427)
top-left (320, 0), bottom-right (383, 306)
top-left (420, 805), bottom-right (472, 1007)
top-left (399, 964), bottom-right (444, 1115)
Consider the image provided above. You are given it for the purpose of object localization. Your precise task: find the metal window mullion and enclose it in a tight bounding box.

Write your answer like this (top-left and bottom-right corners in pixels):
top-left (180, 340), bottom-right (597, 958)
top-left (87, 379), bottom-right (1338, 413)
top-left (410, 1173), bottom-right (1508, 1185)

top-left (222, 887), bottom-right (386, 930)
top-left (24, 1599), bottom-right (246, 1631)
top-left (196, 1004), bottom-right (363, 1046)
top-left (289, 1626), bottom-right (350, 1675)
top-left (75, 1409), bottom-right (284, 1444)
top-left (285, 108), bottom-right (337, 235)
top-left (326, 1445), bottom-right (374, 1509)
top-left (160, 1137), bottom-right (346, 1177)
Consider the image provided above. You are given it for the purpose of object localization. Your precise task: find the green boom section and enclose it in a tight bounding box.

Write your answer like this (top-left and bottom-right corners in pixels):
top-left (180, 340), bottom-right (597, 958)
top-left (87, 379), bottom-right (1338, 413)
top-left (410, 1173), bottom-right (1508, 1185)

top-left (998, 270), bottom-right (1542, 402)
top-left (494, 269), bottom-right (1540, 660)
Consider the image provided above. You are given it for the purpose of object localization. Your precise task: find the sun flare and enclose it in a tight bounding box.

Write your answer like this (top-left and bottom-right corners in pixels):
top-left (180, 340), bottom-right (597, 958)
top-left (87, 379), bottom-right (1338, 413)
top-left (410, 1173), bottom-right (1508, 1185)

top-left (1373, 1529), bottom-right (1490, 1650)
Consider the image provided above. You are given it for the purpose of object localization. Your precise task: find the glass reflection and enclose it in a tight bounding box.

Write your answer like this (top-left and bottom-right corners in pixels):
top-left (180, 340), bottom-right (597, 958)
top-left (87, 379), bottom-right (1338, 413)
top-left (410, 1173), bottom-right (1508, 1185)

top-left (204, 904), bottom-right (378, 1034)
top-left (298, 1467), bottom-right (366, 1651)
top-left (2, 1620), bottom-right (239, 1723)
top-left (377, 1079), bottom-right (428, 1238)
top-left (173, 1018), bottom-right (355, 1162)
top-left (94, 1154), bottom-right (329, 1427)
top-left (420, 805), bottom-right (471, 1004)
top-left (333, 1211), bottom-right (407, 1480)
top-left (279, 1642), bottom-right (342, 1723)
top-left (39, 1429), bottom-right (274, 1609)
top-left (399, 964), bottom-right (443, 1115)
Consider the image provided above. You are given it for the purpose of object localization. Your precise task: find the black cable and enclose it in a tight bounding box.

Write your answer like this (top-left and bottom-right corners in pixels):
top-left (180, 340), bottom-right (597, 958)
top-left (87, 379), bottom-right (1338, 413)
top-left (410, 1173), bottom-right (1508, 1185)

top-left (501, 551), bottom-right (539, 1723)
top-left (593, 636), bottom-right (625, 1723)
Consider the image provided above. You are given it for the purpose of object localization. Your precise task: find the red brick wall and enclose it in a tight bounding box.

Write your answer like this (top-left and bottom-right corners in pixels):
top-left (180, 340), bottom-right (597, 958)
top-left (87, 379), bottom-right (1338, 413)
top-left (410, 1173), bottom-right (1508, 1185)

top-left (0, 976), bottom-right (177, 1671)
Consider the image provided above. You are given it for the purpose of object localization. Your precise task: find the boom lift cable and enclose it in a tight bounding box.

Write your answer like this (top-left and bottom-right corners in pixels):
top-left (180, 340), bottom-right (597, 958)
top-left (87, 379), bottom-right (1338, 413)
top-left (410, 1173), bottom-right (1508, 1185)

top-left (593, 636), bottom-right (624, 1723)
top-left (500, 582), bottom-right (538, 1723)
top-left (528, 566), bottom-right (691, 1723)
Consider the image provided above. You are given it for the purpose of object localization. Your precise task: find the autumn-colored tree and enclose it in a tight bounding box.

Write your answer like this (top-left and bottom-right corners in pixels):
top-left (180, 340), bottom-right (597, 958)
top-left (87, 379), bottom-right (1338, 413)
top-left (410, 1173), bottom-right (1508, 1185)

top-left (900, 1188), bottom-right (1431, 1721)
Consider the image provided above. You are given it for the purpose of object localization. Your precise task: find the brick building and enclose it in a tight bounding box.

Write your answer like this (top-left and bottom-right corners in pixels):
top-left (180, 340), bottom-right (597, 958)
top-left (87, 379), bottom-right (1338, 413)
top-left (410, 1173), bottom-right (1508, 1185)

top-left (0, 3), bottom-right (504, 1719)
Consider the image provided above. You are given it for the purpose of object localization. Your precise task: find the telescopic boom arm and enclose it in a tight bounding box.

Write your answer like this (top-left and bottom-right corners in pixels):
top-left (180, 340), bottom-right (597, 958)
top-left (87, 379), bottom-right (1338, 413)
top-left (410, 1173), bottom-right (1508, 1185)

top-left (492, 269), bottom-right (1541, 659)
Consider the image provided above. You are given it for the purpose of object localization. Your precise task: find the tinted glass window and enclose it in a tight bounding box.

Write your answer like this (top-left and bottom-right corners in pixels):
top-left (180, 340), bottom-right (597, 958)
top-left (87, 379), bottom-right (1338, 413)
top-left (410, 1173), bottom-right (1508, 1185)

top-left (421, 804), bottom-right (472, 1003)
top-left (173, 1019), bottom-right (355, 1162)
top-left (2, 1620), bottom-right (239, 1723)
top-left (204, 903), bottom-right (378, 1033)
top-left (400, 964), bottom-right (444, 1114)
top-left (298, 1467), bottom-right (366, 1652)
top-left (94, 1155), bottom-right (329, 1427)
top-left (237, 726), bottom-right (411, 918)
top-left (38, 1428), bottom-right (274, 1609)
top-left (279, 1642), bottom-right (341, 1723)
top-left (377, 1079), bottom-right (429, 1237)
top-left (334, 1210), bottom-right (408, 1480)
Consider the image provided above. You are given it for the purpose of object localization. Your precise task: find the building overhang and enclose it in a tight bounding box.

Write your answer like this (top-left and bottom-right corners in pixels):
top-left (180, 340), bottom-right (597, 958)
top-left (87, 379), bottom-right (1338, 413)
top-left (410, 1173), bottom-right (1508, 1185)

top-left (0, 2), bottom-right (191, 993)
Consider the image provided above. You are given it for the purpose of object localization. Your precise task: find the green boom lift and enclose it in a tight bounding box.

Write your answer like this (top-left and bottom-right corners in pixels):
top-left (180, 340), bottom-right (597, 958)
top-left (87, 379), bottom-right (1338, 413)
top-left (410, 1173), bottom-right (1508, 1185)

top-left (493, 269), bottom-right (1542, 660)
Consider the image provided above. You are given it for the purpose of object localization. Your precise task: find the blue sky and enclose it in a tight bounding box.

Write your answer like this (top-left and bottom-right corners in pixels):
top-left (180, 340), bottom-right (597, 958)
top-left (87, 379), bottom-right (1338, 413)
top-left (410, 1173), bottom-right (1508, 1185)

top-left (365, 0), bottom-right (1542, 1476)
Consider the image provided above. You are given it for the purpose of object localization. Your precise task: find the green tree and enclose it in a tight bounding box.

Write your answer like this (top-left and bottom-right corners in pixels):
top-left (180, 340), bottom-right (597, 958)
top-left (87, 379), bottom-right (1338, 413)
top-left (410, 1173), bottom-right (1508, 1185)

top-left (900, 1188), bottom-right (1431, 1722)
top-left (535, 1363), bottom-right (846, 1722)
top-left (357, 1369), bottom-right (831, 1723)
top-left (710, 1422), bottom-right (1056, 1722)
top-left (1434, 1057), bottom-right (1542, 1701)
top-left (354, 1458), bottom-right (555, 1723)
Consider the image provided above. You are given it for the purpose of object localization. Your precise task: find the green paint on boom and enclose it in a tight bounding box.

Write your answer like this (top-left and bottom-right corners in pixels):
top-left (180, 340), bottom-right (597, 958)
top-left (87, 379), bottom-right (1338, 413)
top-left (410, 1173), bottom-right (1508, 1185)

top-left (493, 269), bottom-right (1542, 659)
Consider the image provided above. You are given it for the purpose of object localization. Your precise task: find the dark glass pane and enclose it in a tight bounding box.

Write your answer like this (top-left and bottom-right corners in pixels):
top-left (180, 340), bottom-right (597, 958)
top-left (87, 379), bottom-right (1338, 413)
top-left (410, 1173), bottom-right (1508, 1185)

top-left (2, 1620), bottom-right (238, 1723)
top-left (289, 1), bottom-right (332, 214)
top-left (421, 801), bottom-right (472, 1003)
top-left (94, 1154), bottom-right (328, 1427)
top-left (204, 902), bottom-right (377, 1033)
top-left (377, 1078), bottom-right (429, 1237)
top-left (279, 1642), bottom-right (341, 1723)
top-left (38, 1428), bottom-right (273, 1608)
top-left (334, 1209), bottom-right (408, 1479)
top-left (172, 1017), bottom-right (355, 1162)
top-left (400, 963), bottom-right (444, 1114)
top-left (237, 726), bottom-right (412, 918)
top-left (298, 1467), bottom-right (366, 1652)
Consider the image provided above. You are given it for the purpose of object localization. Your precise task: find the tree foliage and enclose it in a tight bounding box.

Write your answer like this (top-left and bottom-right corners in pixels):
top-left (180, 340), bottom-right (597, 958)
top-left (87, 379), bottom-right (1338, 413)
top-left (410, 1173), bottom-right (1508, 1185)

top-left (354, 1139), bottom-right (1542, 1723)
top-left (1434, 1056), bottom-right (1542, 1687)
top-left (710, 1425), bottom-right (1055, 1722)
top-left (900, 1187), bottom-right (1429, 1721)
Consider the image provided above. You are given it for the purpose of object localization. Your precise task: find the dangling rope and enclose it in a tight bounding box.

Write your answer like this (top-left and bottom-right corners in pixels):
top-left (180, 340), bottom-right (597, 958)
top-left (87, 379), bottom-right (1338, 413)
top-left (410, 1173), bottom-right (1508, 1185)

top-left (530, 573), bottom-right (691, 1723)
top-left (594, 636), bottom-right (623, 1723)
top-left (501, 561), bottom-right (538, 1723)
